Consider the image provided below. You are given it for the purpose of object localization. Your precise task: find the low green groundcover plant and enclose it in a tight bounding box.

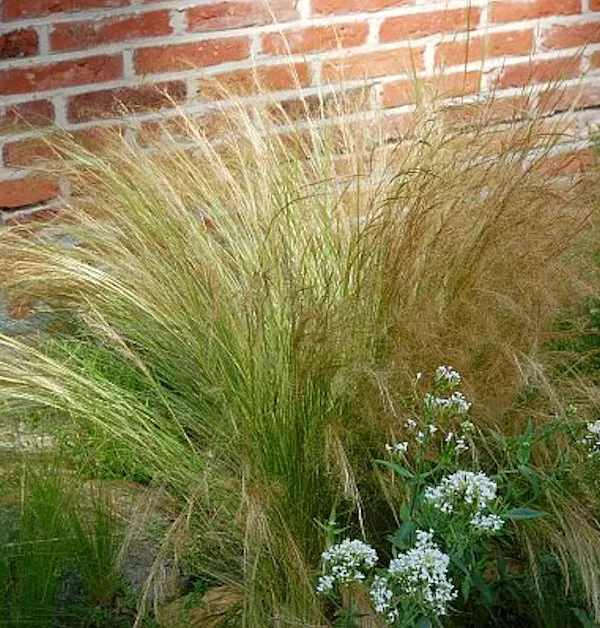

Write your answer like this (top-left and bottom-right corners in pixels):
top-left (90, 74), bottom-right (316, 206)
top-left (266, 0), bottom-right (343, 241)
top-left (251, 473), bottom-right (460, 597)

top-left (316, 366), bottom-right (600, 626)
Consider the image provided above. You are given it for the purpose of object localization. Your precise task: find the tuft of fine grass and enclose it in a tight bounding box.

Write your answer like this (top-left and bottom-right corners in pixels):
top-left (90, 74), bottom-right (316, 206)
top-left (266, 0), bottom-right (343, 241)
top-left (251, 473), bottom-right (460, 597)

top-left (0, 82), bottom-right (599, 624)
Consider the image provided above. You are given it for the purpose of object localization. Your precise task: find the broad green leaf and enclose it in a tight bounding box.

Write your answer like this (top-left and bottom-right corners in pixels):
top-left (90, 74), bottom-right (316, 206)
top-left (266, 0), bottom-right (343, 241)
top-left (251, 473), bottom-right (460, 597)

top-left (375, 459), bottom-right (414, 479)
top-left (505, 507), bottom-right (549, 520)
top-left (416, 616), bottom-right (432, 628)
top-left (571, 607), bottom-right (597, 628)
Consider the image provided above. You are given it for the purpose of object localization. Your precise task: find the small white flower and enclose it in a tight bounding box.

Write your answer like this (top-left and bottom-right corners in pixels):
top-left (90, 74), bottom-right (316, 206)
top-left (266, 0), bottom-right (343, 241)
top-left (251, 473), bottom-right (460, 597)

top-left (316, 539), bottom-right (378, 595)
top-left (445, 432), bottom-right (454, 443)
top-left (416, 372), bottom-right (423, 381)
top-left (581, 421), bottom-right (600, 458)
top-left (405, 418), bottom-right (417, 430)
top-left (316, 575), bottom-right (335, 594)
top-left (587, 420), bottom-right (600, 435)
top-left (424, 392), bottom-right (471, 415)
top-left (454, 437), bottom-right (468, 454)
top-left (370, 575), bottom-right (394, 614)
top-left (424, 470), bottom-right (499, 514)
top-left (386, 441), bottom-right (409, 456)
top-left (428, 424), bottom-right (438, 434)
top-left (436, 365), bottom-right (462, 387)
top-left (380, 529), bottom-right (456, 617)
top-left (416, 431), bottom-right (426, 444)
top-left (470, 512), bottom-right (504, 533)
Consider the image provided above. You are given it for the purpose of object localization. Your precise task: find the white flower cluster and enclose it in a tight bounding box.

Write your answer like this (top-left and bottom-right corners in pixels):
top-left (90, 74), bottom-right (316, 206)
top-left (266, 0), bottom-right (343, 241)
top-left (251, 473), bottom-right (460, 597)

top-left (316, 539), bottom-right (378, 594)
top-left (469, 512), bottom-right (504, 532)
top-left (424, 392), bottom-right (472, 415)
top-left (424, 471), bottom-right (503, 533)
top-left (370, 575), bottom-right (398, 624)
top-left (436, 365), bottom-right (462, 387)
top-left (386, 441), bottom-right (409, 456)
top-left (444, 420), bottom-right (475, 455)
top-left (370, 530), bottom-right (456, 622)
top-left (581, 420), bottom-right (600, 458)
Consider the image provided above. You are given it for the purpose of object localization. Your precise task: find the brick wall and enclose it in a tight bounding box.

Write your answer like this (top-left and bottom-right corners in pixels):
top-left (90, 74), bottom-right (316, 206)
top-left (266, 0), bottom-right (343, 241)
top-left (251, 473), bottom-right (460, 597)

top-left (0, 0), bottom-right (599, 222)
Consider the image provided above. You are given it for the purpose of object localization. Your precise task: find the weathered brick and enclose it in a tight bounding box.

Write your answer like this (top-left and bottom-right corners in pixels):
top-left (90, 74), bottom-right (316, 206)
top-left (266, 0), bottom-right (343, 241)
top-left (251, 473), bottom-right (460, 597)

top-left (435, 30), bottom-right (534, 67)
top-left (592, 0), bottom-right (600, 10)
top-left (534, 148), bottom-right (597, 177)
top-left (0, 55), bottom-right (123, 96)
top-left (0, 177), bottom-right (59, 210)
top-left (51, 10), bottom-right (172, 52)
top-left (592, 50), bottom-right (600, 69)
top-left (542, 22), bottom-right (600, 51)
top-left (68, 81), bottom-right (186, 122)
top-left (7, 296), bottom-right (37, 320)
top-left (490, 0), bottom-right (580, 23)
top-left (3, 138), bottom-right (56, 169)
top-left (382, 71), bottom-right (481, 107)
top-left (441, 95), bottom-right (530, 127)
top-left (0, 100), bottom-right (54, 130)
top-left (498, 57), bottom-right (581, 89)
top-left (538, 84), bottom-right (600, 114)
top-left (212, 63), bottom-right (311, 96)
top-left (187, 0), bottom-right (298, 32)
top-left (135, 38), bottom-right (250, 74)
top-left (381, 8), bottom-right (481, 43)
top-left (323, 47), bottom-right (425, 81)
top-left (0, 28), bottom-right (39, 60)
top-left (4, 0), bottom-right (130, 20)
top-left (262, 23), bottom-right (368, 56)
top-left (313, 0), bottom-right (412, 14)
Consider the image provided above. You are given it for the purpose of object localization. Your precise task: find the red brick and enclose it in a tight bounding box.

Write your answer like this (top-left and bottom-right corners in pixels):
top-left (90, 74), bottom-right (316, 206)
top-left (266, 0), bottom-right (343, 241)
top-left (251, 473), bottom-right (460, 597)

top-left (542, 22), bottom-right (600, 51)
top-left (3, 138), bottom-right (56, 169)
top-left (213, 63), bottom-right (311, 96)
top-left (51, 10), bottom-right (172, 52)
top-left (441, 95), bottom-right (530, 127)
top-left (381, 8), bottom-right (481, 43)
top-left (382, 111), bottom-right (417, 139)
top-left (187, 0), bottom-right (297, 32)
top-left (267, 88), bottom-right (372, 123)
top-left (8, 296), bottom-right (37, 320)
top-left (0, 100), bottom-right (54, 130)
top-left (592, 51), bottom-right (600, 69)
top-left (323, 47), bottom-right (425, 81)
top-left (382, 71), bottom-right (481, 107)
top-left (538, 84), bottom-right (600, 114)
top-left (67, 81), bottom-right (186, 123)
top-left (592, 0), bottom-right (600, 10)
top-left (4, 127), bottom-right (126, 169)
top-left (313, 0), bottom-right (412, 14)
top-left (4, 0), bottom-right (130, 20)
top-left (3, 207), bottom-right (61, 226)
top-left (135, 38), bottom-right (249, 74)
top-left (436, 30), bottom-right (534, 67)
top-left (262, 23), bottom-right (368, 55)
top-left (498, 57), bottom-right (581, 89)
top-left (0, 177), bottom-right (59, 210)
top-left (0, 28), bottom-right (39, 60)
top-left (0, 55), bottom-right (123, 96)
top-left (490, 0), bottom-right (579, 23)
top-left (535, 148), bottom-right (597, 177)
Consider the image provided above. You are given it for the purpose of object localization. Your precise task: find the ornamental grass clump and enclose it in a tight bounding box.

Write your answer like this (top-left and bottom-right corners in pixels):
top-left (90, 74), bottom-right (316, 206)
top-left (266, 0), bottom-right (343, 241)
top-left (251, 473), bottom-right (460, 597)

top-left (0, 81), bottom-right (599, 625)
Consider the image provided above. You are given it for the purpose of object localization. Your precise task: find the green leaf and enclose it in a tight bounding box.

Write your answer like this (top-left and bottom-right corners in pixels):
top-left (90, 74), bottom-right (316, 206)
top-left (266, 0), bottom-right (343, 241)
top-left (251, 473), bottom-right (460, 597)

top-left (416, 616), bottom-right (432, 628)
top-left (375, 459), bottom-right (414, 478)
top-left (461, 575), bottom-right (472, 602)
top-left (388, 520), bottom-right (417, 550)
top-left (571, 607), bottom-right (597, 628)
top-left (505, 507), bottom-right (549, 520)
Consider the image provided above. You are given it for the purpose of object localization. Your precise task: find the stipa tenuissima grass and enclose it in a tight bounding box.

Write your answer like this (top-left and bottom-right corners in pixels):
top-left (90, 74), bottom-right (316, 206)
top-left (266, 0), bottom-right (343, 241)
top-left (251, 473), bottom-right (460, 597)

top-left (0, 77), bottom-right (599, 624)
